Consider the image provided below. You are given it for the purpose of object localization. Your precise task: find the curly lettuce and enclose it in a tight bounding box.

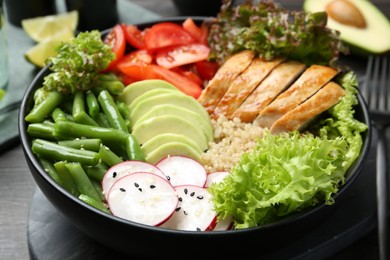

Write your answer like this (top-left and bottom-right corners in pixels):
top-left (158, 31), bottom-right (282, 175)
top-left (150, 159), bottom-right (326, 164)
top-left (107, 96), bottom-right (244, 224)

top-left (208, 0), bottom-right (348, 66)
top-left (209, 71), bottom-right (367, 229)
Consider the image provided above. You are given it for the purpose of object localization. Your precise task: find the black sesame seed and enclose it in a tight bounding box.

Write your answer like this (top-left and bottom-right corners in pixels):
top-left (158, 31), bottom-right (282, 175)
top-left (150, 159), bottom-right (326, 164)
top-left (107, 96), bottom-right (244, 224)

top-left (184, 188), bottom-right (188, 194)
top-left (190, 192), bottom-right (195, 197)
top-left (113, 172), bottom-right (117, 178)
top-left (178, 197), bottom-right (182, 202)
top-left (184, 211), bottom-right (188, 215)
top-left (196, 228), bottom-right (201, 231)
top-left (197, 195), bottom-right (204, 200)
top-left (138, 188), bottom-right (143, 192)
top-left (175, 207), bottom-right (181, 212)
top-left (150, 185), bottom-right (156, 189)
top-left (120, 188), bottom-right (126, 192)
top-left (166, 176), bottom-right (171, 181)
top-left (134, 182), bottom-right (139, 188)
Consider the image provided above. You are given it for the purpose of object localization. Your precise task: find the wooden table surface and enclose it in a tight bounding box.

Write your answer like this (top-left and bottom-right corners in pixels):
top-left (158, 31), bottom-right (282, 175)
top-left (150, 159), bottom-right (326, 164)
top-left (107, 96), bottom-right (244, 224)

top-left (1, 0), bottom-right (389, 259)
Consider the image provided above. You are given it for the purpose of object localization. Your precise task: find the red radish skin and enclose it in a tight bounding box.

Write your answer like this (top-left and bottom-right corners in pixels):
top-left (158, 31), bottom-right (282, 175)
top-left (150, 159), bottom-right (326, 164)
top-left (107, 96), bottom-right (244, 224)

top-left (107, 172), bottom-right (178, 226)
top-left (102, 160), bottom-right (167, 199)
top-left (159, 185), bottom-right (217, 231)
top-left (156, 156), bottom-right (207, 187)
top-left (205, 171), bottom-right (234, 231)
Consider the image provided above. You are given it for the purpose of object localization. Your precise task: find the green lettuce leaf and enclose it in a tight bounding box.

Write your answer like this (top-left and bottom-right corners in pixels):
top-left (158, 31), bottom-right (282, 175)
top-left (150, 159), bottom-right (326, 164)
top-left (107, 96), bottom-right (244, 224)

top-left (209, 131), bottom-right (348, 229)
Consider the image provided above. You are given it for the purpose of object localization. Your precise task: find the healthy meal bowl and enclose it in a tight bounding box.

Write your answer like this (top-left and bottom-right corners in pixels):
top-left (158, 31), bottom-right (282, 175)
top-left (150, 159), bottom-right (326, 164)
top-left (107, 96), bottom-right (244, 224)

top-left (19, 1), bottom-right (372, 259)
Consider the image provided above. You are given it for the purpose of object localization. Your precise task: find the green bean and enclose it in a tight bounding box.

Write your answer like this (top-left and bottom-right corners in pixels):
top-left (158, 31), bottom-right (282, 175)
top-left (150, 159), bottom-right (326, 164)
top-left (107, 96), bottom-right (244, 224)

top-left (54, 121), bottom-right (127, 144)
top-left (124, 119), bottom-right (132, 132)
top-left (99, 144), bottom-right (123, 166)
top-left (98, 80), bottom-right (124, 96)
top-left (52, 107), bottom-right (68, 123)
top-left (116, 101), bottom-right (129, 119)
top-left (42, 120), bottom-right (55, 126)
top-left (65, 162), bottom-right (101, 202)
top-left (53, 161), bottom-right (80, 197)
top-left (86, 91), bottom-right (100, 118)
top-left (25, 91), bottom-right (63, 123)
top-left (91, 179), bottom-right (105, 201)
top-left (27, 123), bottom-right (58, 140)
top-left (98, 73), bottom-right (119, 82)
top-left (98, 90), bottom-right (128, 133)
top-left (74, 109), bottom-right (96, 125)
top-left (78, 194), bottom-right (110, 213)
top-left (85, 162), bottom-right (108, 182)
top-left (72, 91), bottom-right (99, 126)
top-left (125, 134), bottom-right (145, 161)
top-left (32, 138), bottom-right (99, 165)
top-left (38, 157), bottom-right (62, 185)
top-left (60, 99), bottom-right (73, 114)
top-left (93, 112), bottom-right (111, 128)
top-left (58, 138), bottom-right (102, 152)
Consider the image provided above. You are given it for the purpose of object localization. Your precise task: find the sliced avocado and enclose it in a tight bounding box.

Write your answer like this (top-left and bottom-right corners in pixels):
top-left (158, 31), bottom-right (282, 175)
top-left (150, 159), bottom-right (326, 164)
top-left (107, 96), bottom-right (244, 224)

top-left (141, 133), bottom-right (203, 156)
top-left (117, 79), bottom-right (178, 105)
top-left (129, 88), bottom-right (180, 112)
top-left (145, 142), bottom-right (202, 164)
top-left (132, 115), bottom-right (209, 152)
top-left (134, 104), bottom-right (213, 142)
top-left (303, 0), bottom-right (390, 54)
top-left (129, 92), bottom-right (211, 126)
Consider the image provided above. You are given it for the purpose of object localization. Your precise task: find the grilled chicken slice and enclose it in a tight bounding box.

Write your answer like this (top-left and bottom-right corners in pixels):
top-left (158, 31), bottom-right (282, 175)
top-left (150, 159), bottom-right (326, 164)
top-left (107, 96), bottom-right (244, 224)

top-left (270, 81), bottom-right (345, 134)
top-left (232, 60), bottom-right (306, 122)
top-left (197, 50), bottom-right (255, 115)
top-left (213, 57), bottom-right (285, 118)
top-left (254, 65), bottom-right (339, 128)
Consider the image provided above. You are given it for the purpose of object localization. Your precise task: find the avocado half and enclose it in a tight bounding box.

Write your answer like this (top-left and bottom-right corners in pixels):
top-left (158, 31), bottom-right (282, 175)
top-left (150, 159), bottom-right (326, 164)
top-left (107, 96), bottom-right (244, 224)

top-left (303, 0), bottom-right (390, 55)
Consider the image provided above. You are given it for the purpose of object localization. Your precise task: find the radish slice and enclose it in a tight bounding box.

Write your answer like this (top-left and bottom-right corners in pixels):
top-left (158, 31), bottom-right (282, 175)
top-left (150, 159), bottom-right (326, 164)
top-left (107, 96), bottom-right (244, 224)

top-left (102, 160), bottom-right (166, 199)
top-left (205, 171), bottom-right (233, 231)
top-left (205, 171), bottom-right (230, 188)
top-left (155, 156), bottom-right (207, 187)
top-left (107, 172), bottom-right (178, 226)
top-left (159, 185), bottom-right (216, 231)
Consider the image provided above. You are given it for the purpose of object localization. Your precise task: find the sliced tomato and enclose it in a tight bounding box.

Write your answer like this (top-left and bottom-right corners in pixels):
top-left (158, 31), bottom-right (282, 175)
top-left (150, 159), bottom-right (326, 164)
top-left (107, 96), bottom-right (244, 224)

top-left (115, 50), bottom-right (153, 81)
top-left (118, 63), bottom-right (202, 98)
top-left (172, 67), bottom-right (204, 86)
top-left (144, 22), bottom-right (195, 50)
top-left (122, 24), bottom-right (147, 49)
top-left (117, 62), bottom-right (150, 81)
top-left (116, 49), bottom-right (153, 67)
top-left (104, 24), bottom-right (126, 71)
top-left (195, 60), bottom-right (220, 80)
top-left (156, 43), bottom-right (210, 69)
top-left (182, 18), bottom-right (203, 42)
top-left (148, 65), bottom-right (202, 98)
top-left (199, 23), bottom-right (209, 46)
top-left (115, 71), bottom-right (138, 86)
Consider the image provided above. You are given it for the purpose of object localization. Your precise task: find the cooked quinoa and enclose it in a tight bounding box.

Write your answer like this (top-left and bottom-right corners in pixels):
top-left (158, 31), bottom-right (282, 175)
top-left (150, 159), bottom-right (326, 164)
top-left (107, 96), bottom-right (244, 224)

top-left (201, 115), bottom-right (265, 173)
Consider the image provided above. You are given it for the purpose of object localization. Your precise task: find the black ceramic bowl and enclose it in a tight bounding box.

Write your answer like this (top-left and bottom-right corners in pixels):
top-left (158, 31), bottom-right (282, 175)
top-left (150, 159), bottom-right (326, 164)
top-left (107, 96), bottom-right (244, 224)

top-left (19, 18), bottom-right (372, 259)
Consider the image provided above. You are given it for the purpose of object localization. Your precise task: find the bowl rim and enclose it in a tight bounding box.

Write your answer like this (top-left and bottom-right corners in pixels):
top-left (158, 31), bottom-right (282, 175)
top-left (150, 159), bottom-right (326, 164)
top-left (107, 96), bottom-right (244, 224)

top-left (18, 17), bottom-right (373, 236)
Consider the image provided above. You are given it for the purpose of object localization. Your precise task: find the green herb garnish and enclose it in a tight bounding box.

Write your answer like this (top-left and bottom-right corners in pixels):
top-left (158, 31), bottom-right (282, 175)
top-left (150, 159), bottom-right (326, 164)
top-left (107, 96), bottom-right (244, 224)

top-left (43, 30), bottom-right (115, 94)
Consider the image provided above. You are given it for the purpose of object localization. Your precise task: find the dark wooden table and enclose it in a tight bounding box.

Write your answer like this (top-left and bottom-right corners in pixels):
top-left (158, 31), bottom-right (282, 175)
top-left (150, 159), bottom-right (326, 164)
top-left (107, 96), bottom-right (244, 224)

top-left (1, 0), bottom-right (389, 259)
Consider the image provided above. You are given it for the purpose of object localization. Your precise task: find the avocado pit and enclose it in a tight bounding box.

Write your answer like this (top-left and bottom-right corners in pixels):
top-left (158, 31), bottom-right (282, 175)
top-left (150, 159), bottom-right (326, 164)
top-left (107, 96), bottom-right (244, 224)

top-left (326, 0), bottom-right (367, 29)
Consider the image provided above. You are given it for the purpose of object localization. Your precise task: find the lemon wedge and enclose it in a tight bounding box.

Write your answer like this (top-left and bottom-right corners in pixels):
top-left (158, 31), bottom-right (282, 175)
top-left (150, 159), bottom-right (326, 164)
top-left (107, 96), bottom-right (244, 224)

top-left (21, 11), bottom-right (78, 43)
top-left (24, 28), bottom-right (74, 68)
top-left (0, 89), bottom-right (5, 101)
